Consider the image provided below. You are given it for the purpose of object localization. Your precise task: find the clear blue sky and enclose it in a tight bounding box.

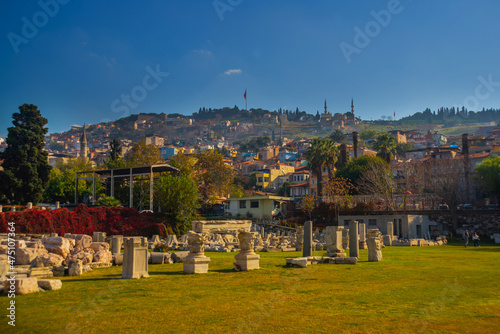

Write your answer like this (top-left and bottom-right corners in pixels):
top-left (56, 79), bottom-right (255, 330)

top-left (1, 0), bottom-right (500, 136)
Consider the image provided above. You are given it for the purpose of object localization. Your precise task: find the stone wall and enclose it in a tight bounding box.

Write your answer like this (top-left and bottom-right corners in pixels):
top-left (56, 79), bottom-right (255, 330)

top-left (428, 212), bottom-right (500, 236)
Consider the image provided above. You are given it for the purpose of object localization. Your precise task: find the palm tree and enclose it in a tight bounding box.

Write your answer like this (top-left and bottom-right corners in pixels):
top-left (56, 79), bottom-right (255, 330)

top-left (373, 133), bottom-right (397, 164)
top-left (307, 137), bottom-right (338, 201)
top-left (329, 129), bottom-right (346, 144)
top-left (322, 138), bottom-right (339, 179)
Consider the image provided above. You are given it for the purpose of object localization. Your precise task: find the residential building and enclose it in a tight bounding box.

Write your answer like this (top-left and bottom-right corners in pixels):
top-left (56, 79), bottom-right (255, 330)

top-left (226, 195), bottom-right (290, 219)
top-left (338, 214), bottom-right (431, 239)
top-left (160, 146), bottom-right (177, 160)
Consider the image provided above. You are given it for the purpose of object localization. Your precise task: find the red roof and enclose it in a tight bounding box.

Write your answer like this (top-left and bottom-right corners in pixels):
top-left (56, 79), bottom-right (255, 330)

top-left (288, 182), bottom-right (309, 188)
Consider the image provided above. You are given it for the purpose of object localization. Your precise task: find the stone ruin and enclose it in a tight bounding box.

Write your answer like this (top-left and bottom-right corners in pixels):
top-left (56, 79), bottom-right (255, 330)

top-left (368, 237), bottom-right (383, 262)
top-left (122, 237), bottom-right (149, 279)
top-left (183, 232), bottom-right (211, 274)
top-left (234, 232), bottom-right (260, 271)
top-left (324, 226), bottom-right (346, 258)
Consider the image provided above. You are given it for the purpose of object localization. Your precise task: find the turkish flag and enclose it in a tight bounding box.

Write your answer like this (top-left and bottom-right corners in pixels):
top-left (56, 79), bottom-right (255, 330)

top-left (244, 89), bottom-right (247, 100)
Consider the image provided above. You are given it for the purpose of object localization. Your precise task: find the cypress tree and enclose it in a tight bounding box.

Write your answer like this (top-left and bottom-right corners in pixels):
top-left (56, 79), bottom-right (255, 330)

top-left (0, 104), bottom-right (51, 204)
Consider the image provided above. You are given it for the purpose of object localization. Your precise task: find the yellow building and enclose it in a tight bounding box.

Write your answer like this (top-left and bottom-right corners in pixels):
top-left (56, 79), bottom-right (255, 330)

top-left (255, 163), bottom-right (295, 190)
top-left (227, 195), bottom-right (290, 219)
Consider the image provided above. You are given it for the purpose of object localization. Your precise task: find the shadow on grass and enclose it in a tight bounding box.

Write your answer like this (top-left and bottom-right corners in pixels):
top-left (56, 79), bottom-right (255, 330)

top-left (209, 268), bottom-right (237, 274)
top-left (445, 246), bottom-right (500, 252)
top-left (148, 271), bottom-right (187, 276)
top-left (62, 276), bottom-right (123, 283)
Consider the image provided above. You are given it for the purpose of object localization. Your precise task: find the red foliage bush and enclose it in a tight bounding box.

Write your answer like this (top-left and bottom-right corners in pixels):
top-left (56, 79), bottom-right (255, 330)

top-left (0, 204), bottom-right (171, 237)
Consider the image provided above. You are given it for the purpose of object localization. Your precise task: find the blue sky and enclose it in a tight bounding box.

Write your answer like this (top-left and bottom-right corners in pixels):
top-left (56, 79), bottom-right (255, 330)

top-left (1, 0), bottom-right (500, 136)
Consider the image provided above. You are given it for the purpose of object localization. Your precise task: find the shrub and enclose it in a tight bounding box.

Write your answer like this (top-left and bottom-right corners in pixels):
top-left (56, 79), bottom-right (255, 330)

top-left (0, 204), bottom-right (173, 237)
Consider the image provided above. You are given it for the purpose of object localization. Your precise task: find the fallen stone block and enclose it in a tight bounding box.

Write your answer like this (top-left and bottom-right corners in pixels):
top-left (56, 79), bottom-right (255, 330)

top-left (90, 242), bottom-right (110, 252)
top-left (66, 248), bottom-right (95, 265)
top-left (65, 233), bottom-right (93, 248)
top-left (290, 258), bottom-right (308, 268)
top-left (88, 262), bottom-right (112, 269)
top-left (82, 265), bottom-right (93, 273)
top-left (68, 259), bottom-right (83, 276)
top-left (39, 253), bottom-right (64, 267)
top-left (53, 266), bottom-right (66, 277)
top-left (15, 240), bottom-right (27, 249)
top-left (16, 247), bottom-right (48, 265)
top-left (42, 237), bottom-right (72, 258)
top-left (30, 256), bottom-right (44, 268)
top-left (26, 241), bottom-right (46, 250)
top-left (150, 252), bottom-right (164, 264)
top-left (37, 279), bottom-right (62, 291)
top-left (113, 254), bottom-right (123, 266)
top-left (93, 250), bottom-right (112, 263)
top-left (4, 277), bottom-right (40, 295)
top-left (29, 267), bottom-right (54, 279)
top-left (171, 251), bottom-right (189, 263)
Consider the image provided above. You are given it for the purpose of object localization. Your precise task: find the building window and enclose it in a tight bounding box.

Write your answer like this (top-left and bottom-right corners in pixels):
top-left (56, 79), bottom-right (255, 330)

top-left (250, 201), bottom-right (259, 208)
top-left (369, 219), bottom-right (377, 226)
top-left (344, 220), bottom-right (350, 226)
top-left (240, 201), bottom-right (246, 209)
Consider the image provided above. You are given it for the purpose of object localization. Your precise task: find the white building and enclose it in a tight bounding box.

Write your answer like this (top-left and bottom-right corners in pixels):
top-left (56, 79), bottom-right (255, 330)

top-left (338, 214), bottom-right (431, 239)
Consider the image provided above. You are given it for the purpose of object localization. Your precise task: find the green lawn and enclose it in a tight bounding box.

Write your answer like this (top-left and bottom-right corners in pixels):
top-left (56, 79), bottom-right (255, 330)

top-left (2, 241), bottom-right (499, 334)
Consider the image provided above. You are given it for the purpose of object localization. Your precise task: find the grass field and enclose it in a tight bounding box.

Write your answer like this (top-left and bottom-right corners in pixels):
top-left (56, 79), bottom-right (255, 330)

top-left (1, 240), bottom-right (499, 334)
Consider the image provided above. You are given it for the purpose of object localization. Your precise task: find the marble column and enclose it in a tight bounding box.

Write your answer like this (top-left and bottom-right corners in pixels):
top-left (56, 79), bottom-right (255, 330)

top-left (234, 232), bottom-right (260, 271)
top-left (122, 237), bottom-right (149, 279)
top-left (183, 233), bottom-right (211, 274)
top-left (303, 221), bottom-right (313, 257)
top-left (349, 221), bottom-right (359, 258)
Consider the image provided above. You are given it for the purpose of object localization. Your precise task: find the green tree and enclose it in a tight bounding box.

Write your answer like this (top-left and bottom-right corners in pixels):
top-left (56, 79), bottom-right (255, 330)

top-left (0, 104), bottom-right (51, 204)
top-left (196, 149), bottom-right (235, 204)
top-left (43, 158), bottom-right (98, 204)
top-left (170, 153), bottom-right (198, 180)
top-left (96, 195), bottom-right (121, 207)
top-left (105, 139), bottom-right (126, 169)
top-left (248, 172), bottom-right (258, 190)
top-left (373, 133), bottom-right (397, 163)
top-left (329, 130), bottom-right (346, 143)
top-left (395, 142), bottom-right (413, 158)
top-left (155, 174), bottom-right (200, 234)
top-left (307, 137), bottom-right (338, 200)
top-left (124, 141), bottom-right (164, 167)
top-left (336, 155), bottom-right (389, 194)
top-left (474, 155), bottom-right (500, 203)
top-left (299, 194), bottom-right (317, 221)
top-left (360, 129), bottom-right (377, 141)
top-left (49, 141), bottom-right (65, 151)
top-left (277, 181), bottom-right (291, 197)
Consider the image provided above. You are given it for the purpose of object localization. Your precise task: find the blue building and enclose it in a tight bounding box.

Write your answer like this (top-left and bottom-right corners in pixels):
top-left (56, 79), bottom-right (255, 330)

top-left (278, 150), bottom-right (299, 163)
top-left (160, 146), bottom-right (177, 160)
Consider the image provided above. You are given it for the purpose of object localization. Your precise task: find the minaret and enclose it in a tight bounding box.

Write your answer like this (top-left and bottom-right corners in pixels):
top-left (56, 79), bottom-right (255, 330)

top-left (80, 124), bottom-right (89, 159)
top-left (351, 98), bottom-right (354, 115)
top-left (324, 99), bottom-right (328, 114)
